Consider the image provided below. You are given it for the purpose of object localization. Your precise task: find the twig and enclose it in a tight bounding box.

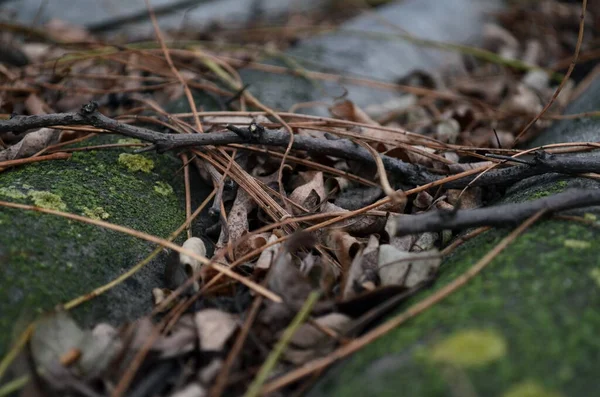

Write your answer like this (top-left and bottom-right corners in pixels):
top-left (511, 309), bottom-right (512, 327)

top-left (390, 189), bottom-right (600, 236)
top-left (0, 152), bottom-right (71, 169)
top-left (3, 106), bottom-right (600, 189)
top-left (260, 210), bottom-right (546, 394)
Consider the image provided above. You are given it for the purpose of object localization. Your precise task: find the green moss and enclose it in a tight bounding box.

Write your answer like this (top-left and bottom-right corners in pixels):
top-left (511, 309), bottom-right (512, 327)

top-left (82, 206), bottom-right (110, 220)
top-left (0, 186), bottom-right (27, 199)
top-left (0, 134), bottom-right (204, 355)
top-left (589, 268), bottom-right (600, 288)
top-left (502, 380), bottom-right (562, 397)
top-left (28, 191), bottom-right (67, 210)
top-left (429, 329), bottom-right (506, 368)
top-left (154, 181), bottom-right (174, 196)
top-left (117, 138), bottom-right (142, 144)
top-left (118, 153), bottom-right (154, 173)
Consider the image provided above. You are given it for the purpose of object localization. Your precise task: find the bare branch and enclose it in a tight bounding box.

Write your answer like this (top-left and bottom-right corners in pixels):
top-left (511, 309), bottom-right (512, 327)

top-left (1, 103), bottom-right (600, 189)
top-left (390, 188), bottom-right (600, 236)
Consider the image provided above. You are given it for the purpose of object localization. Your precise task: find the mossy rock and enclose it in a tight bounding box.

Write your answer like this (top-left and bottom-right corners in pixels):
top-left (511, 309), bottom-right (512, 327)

top-left (307, 77), bottom-right (600, 396)
top-left (0, 135), bottom-right (211, 355)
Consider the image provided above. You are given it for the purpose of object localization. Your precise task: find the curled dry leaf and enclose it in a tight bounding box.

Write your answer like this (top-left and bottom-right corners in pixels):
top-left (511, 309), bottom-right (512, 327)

top-left (321, 202), bottom-right (386, 235)
top-left (268, 232), bottom-right (317, 311)
top-left (195, 309), bottom-right (238, 351)
top-left (378, 245), bottom-right (441, 288)
top-left (289, 171), bottom-right (327, 214)
top-left (0, 95), bottom-right (59, 161)
top-left (446, 187), bottom-right (482, 209)
top-left (342, 235), bottom-right (379, 300)
top-left (283, 313), bottom-right (351, 365)
top-left (256, 233), bottom-right (281, 271)
top-left (323, 230), bottom-right (361, 271)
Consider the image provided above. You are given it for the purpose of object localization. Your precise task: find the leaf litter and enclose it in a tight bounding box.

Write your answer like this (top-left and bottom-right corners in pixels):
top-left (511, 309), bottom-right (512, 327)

top-left (0, 0), bottom-right (597, 396)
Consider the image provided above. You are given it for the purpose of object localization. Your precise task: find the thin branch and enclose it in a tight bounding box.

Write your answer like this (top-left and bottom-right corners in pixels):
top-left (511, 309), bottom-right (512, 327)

top-left (391, 188), bottom-right (600, 236)
top-left (2, 104), bottom-right (600, 188)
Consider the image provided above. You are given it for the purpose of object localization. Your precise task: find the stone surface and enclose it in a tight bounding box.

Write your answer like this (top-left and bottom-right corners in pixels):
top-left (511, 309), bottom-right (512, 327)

top-left (306, 80), bottom-right (600, 396)
top-left (241, 0), bottom-right (501, 113)
top-left (1, 0), bottom-right (327, 37)
top-left (0, 135), bottom-right (211, 355)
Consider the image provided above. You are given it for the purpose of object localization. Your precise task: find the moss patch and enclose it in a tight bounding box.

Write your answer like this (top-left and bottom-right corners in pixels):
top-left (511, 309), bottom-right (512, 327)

top-left (82, 206), bottom-right (110, 220)
top-left (429, 329), bottom-right (506, 368)
top-left (0, 186), bottom-right (27, 199)
top-left (118, 153), bottom-right (154, 173)
top-left (28, 190), bottom-right (67, 210)
top-left (502, 380), bottom-right (562, 397)
top-left (0, 135), bottom-right (203, 355)
top-left (154, 181), bottom-right (174, 196)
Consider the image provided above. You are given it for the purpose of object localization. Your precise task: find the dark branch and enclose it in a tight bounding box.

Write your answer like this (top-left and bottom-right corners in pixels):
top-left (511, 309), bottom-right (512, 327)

top-left (391, 188), bottom-right (600, 236)
top-left (1, 103), bottom-right (599, 188)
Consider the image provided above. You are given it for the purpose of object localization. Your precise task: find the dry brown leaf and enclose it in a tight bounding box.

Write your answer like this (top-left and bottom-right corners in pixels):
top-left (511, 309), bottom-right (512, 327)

top-left (194, 309), bottom-right (238, 351)
top-left (289, 171), bottom-right (327, 214)
top-left (321, 202), bottom-right (386, 235)
top-left (0, 95), bottom-right (59, 161)
top-left (283, 313), bottom-right (351, 365)
top-left (255, 233), bottom-right (281, 271)
top-left (446, 187), bottom-right (482, 209)
top-left (323, 230), bottom-right (361, 271)
top-left (342, 235), bottom-right (379, 299)
top-left (217, 189), bottom-right (255, 259)
top-left (378, 245), bottom-right (441, 288)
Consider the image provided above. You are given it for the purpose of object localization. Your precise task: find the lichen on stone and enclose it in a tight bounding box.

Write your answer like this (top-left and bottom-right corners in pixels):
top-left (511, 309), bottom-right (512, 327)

top-left (0, 186), bottom-right (27, 199)
top-left (28, 191), bottom-right (67, 211)
top-left (118, 153), bottom-right (154, 173)
top-left (502, 380), bottom-right (562, 397)
top-left (154, 181), bottom-right (174, 196)
top-left (563, 239), bottom-right (591, 249)
top-left (429, 329), bottom-right (506, 368)
top-left (117, 138), bottom-right (142, 145)
top-left (589, 268), bottom-right (600, 288)
top-left (82, 206), bottom-right (110, 220)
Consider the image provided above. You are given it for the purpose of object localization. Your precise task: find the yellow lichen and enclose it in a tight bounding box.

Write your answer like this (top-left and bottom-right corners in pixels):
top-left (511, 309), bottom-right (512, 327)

top-left (154, 181), bottom-right (174, 196)
top-left (583, 213), bottom-right (597, 222)
top-left (563, 239), bottom-right (591, 249)
top-left (118, 153), bottom-right (154, 173)
top-left (502, 380), bottom-right (562, 397)
top-left (589, 268), bottom-right (600, 288)
top-left (429, 329), bottom-right (506, 368)
top-left (83, 206), bottom-right (110, 220)
top-left (0, 187), bottom-right (27, 199)
top-left (117, 138), bottom-right (142, 145)
top-left (28, 191), bottom-right (67, 211)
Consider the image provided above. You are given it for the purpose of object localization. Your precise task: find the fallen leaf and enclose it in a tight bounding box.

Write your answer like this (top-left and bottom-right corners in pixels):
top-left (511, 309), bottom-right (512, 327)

top-left (378, 245), bottom-right (441, 288)
top-left (195, 309), bottom-right (238, 351)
